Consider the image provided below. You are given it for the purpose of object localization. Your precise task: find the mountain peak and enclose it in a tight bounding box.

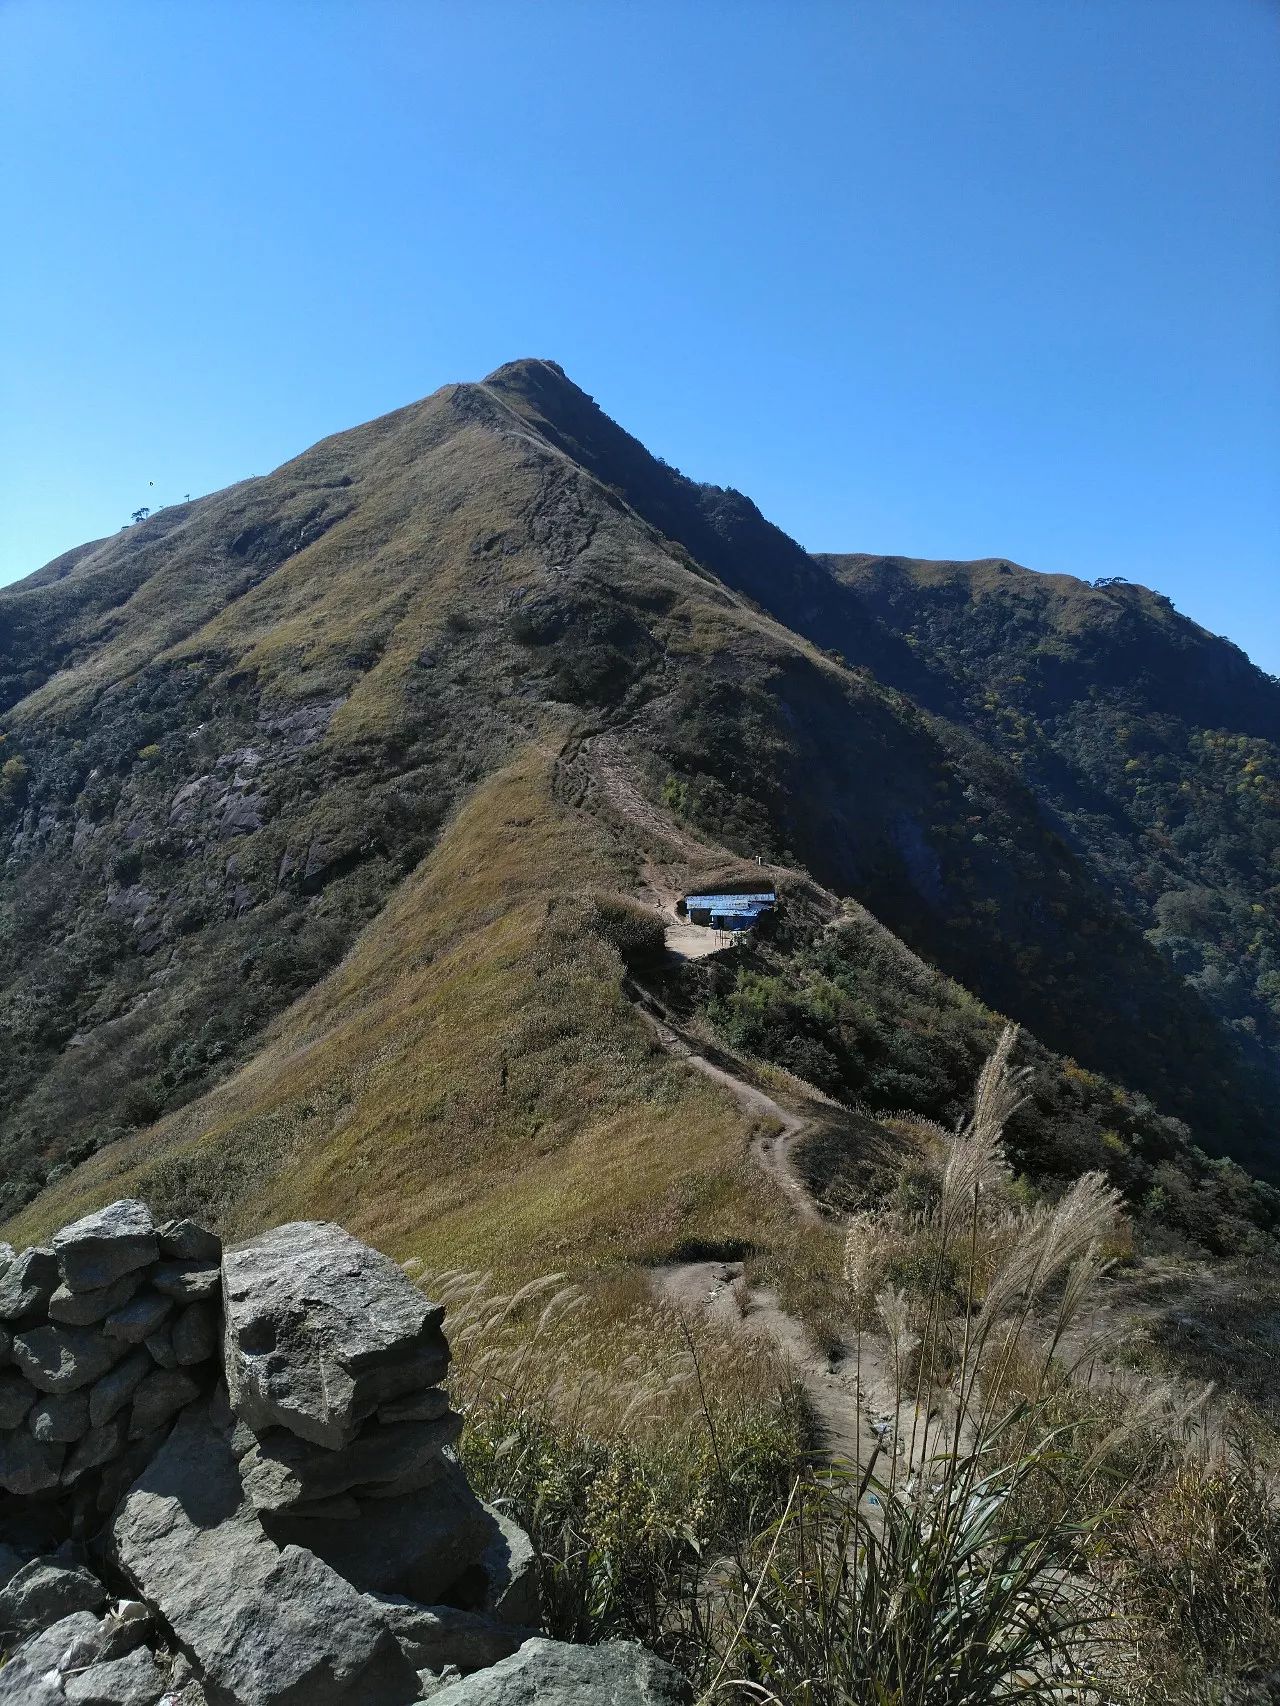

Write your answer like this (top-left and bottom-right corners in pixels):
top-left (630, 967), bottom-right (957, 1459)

top-left (482, 356), bottom-right (572, 389)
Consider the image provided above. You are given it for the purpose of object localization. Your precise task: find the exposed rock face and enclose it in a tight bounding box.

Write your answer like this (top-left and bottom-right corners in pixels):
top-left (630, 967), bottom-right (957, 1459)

top-left (110, 1405), bottom-right (420, 1706)
top-left (0, 1203), bottom-right (686, 1706)
top-left (426, 1637), bottom-right (695, 1703)
top-left (0, 1556), bottom-right (106, 1638)
top-left (221, 1221), bottom-right (449, 1448)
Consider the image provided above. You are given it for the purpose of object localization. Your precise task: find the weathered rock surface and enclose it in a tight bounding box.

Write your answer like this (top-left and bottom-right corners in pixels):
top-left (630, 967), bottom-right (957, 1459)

top-left (127, 1367), bottom-right (203, 1438)
top-left (157, 1219), bottom-right (223, 1263)
top-left (0, 1428), bottom-right (64, 1493)
top-left (0, 1556), bottom-right (106, 1638)
top-left (49, 1273), bottom-right (141, 1326)
top-left (479, 1505), bottom-right (540, 1627)
top-left (222, 1221), bottom-right (448, 1448)
top-left (236, 1412), bottom-right (462, 1511)
top-left (367, 1596), bottom-right (534, 1675)
top-left (13, 1322), bottom-right (125, 1393)
top-left (63, 1646), bottom-right (167, 1706)
top-left (0, 1367), bottom-right (37, 1426)
top-left (89, 1347), bottom-right (151, 1426)
top-left (152, 1260), bottom-right (220, 1302)
top-left (0, 1607), bottom-right (155, 1706)
top-left (263, 1460), bottom-right (495, 1604)
top-left (53, 1201), bottom-right (158, 1295)
top-left (104, 1290), bottom-right (172, 1344)
top-left (110, 1406), bottom-right (421, 1705)
top-left (426, 1637), bottom-right (694, 1704)
top-left (29, 1390), bottom-right (91, 1442)
top-left (64, 1415), bottom-right (130, 1484)
top-left (0, 1247), bottom-right (59, 1320)
top-left (173, 1302), bottom-right (219, 1365)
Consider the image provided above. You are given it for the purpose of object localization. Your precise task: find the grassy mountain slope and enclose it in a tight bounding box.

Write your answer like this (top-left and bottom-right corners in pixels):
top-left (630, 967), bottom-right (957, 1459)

top-left (6, 746), bottom-right (797, 1274)
top-left (1, 360), bottom-right (1276, 1260)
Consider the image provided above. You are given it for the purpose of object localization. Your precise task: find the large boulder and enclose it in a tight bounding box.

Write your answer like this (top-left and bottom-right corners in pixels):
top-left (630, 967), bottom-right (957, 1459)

top-left (109, 1405), bottom-right (420, 1706)
top-left (62, 1646), bottom-right (167, 1705)
top-left (221, 1222), bottom-right (448, 1448)
top-left (53, 1202), bottom-right (158, 1295)
top-left (0, 1556), bottom-right (106, 1639)
top-left (426, 1637), bottom-right (693, 1704)
top-left (261, 1460), bottom-right (494, 1605)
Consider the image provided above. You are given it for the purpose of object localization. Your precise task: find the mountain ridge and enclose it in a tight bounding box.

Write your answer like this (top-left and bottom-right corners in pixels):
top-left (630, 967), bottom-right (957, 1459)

top-left (1, 360), bottom-right (1276, 1266)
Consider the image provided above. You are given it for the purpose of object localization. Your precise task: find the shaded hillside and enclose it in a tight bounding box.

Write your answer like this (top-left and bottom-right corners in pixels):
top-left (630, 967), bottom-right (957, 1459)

top-left (0, 359), bottom-right (1275, 1242)
top-left (822, 553), bottom-right (1280, 1089)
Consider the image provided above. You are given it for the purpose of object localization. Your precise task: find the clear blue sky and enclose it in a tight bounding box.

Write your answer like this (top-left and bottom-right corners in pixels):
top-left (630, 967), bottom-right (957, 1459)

top-left (3, 1), bottom-right (1278, 670)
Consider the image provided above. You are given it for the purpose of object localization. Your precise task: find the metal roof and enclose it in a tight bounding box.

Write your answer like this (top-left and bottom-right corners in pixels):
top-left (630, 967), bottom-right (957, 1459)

top-left (684, 892), bottom-right (777, 914)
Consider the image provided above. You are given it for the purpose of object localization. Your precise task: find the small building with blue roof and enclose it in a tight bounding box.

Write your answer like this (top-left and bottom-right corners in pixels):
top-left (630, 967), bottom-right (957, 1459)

top-left (681, 890), bottom-right (777, 933)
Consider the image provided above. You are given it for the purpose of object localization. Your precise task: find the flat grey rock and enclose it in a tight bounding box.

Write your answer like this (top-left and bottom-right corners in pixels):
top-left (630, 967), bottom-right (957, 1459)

top-left (0, 1429), bottom-right (64, 1493)
top-left (0, 1557), bottom-right (106, 1639)
top-left (54, 1202), bottom-right (157, 1295)
top-left (127, 1366), bottom-right (201, 1438)
top-left (89, 1348), bottom-right (152, 1426)
top-left (0, 1367), bottom-right (37, 1426)
top-left (109, 1405), bottom-right (420, 1706)
top-left (479, 1505), bottom-right (539, 1627)
top-left (63, 1646), bottom-right (167, 1706)
top-left (172, 1302), bottom-right (219, 1365)
top-left (223, 1221), bottom-right (448, 1447)
top-left (0, 1611), bottom-right (104, 1705)
top-left (49, 1273), bottom-right (141, 1326)
top-left (426, 1637), bottom-right (693, 1704)
top-left (6, 1608), bottom-right (104, 1671)
top-left (151, 1260), bottom-right (220, 1301)
top-left (377, 1386), bottom-right (450, 1425)
top-left (29, 1390), bottom-right (91, 1442)
top-left (0, 1247), bottom-right (59, 1321)
top-left (366, 1596), bottom-right (534, 1674)
top-left (13, 1323), bottom-right (124, 1393)
top-left (237, 1412), bottom-right (461, 1511)
top-left (63, 1415), bottom-right (130, 1485)
top-left (104, 1290), bottom-right (172, 1344)
top-left (157, 1219), bottom-right (222, 1263)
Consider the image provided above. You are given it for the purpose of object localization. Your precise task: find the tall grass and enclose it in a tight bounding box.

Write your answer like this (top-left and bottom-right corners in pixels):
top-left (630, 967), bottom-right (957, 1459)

top-left (411, 1264), bottom-right (806, 1672)
top-left (412, 1028), bottom-right (1280, 1703)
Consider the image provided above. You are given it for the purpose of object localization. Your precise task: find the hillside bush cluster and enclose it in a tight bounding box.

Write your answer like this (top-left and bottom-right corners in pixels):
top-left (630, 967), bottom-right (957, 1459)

top-left (699, 912), bottom-right (1280, 1260)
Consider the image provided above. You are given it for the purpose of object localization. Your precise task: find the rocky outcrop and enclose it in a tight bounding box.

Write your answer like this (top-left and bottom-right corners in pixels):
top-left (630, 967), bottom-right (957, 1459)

top-left (0, 1203), bottom-right (684, 1704)
top-left (110, 1405), bottom-right (420, 1705)
top-left (221, 1221), bottom-right (449, 1449)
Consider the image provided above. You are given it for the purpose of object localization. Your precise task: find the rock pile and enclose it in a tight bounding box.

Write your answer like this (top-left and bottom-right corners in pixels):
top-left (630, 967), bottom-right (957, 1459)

top-left (0, 1202), bottom-right (221, 1524)
top-left (0, 1205), bottom-right (690, 1706)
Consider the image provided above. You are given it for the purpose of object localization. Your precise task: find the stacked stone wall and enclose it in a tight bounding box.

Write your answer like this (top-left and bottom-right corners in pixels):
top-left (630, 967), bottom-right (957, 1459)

top-left (0, 1202), bottom-right (691, 1706)
top-left (0, 1202), bottom-right (221, 1526)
